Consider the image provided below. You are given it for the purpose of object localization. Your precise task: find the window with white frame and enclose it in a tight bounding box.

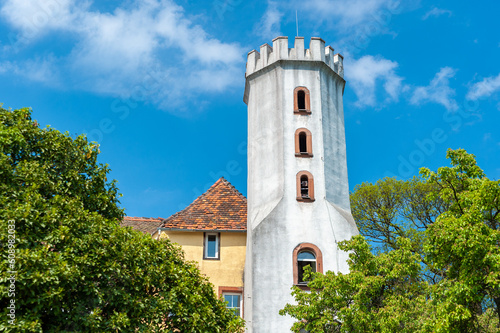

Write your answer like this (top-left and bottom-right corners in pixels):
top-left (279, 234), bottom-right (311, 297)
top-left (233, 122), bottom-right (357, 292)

top-left (204, 232), bottom-right (220, 259)
top-left (223, 293), bottom-right (242, 317)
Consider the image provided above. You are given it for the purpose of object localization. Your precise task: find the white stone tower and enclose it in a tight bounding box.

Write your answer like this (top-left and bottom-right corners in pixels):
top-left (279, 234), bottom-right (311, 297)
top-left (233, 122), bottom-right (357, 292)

top-left (243, 36), bottom-right (359, 332)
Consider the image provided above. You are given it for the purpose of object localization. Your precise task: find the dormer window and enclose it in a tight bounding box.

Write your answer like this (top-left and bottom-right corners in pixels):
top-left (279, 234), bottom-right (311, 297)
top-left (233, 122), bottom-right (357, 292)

top-left (294, 87), bottom-right (311, 114)
top-left (294, 128), bottom-right (313, 157)
top-left (296, 171), bottom-right (315, 202)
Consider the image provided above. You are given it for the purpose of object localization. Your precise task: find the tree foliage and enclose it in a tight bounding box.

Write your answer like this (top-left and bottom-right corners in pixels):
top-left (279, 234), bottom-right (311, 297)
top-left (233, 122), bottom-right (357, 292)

top-left (281, 149), bottom-right (500, 332)
top-left (421, 149), bottom-right (500, 331)
top-left (350, 177), bottom-right (449, 283)
top-left (350, 176), bottom-right (448, 254)
top-left (0, 107), bottom-right (244, 332)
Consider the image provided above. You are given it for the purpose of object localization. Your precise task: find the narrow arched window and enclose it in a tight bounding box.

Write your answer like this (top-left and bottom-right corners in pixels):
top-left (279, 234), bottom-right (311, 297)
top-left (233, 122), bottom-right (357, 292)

top-left (297, 90), bottom-right (306, 110)
top-left (296, 171), bottom-right (314, 201)
top-left (294, 87), bottom-right (311, 114)
top-left (293, 243), bottom-right (323, 288)
top-left (294, 128), bottom-right (313, 157)
top-left (299, 133), bottom-right (307, 152)
top-left (300, 175), bottom-right (309, 198)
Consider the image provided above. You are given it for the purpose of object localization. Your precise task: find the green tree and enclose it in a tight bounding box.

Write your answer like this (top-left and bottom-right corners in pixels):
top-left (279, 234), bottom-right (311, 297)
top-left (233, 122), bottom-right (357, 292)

top-left (0, 107), bottom-right (244, 332)
top-left (350, 177), bottom-right (448, 282)
top-left (350, 177), bottom-right (448, 254)
top-left (421, 149), bottom-right (500, 332)
top-left (281, 149), bottom-right (500, 332)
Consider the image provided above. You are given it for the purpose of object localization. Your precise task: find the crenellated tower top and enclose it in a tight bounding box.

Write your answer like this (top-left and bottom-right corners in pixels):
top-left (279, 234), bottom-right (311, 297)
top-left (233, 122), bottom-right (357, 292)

top-left (245, 36), bottom-right (344, 78)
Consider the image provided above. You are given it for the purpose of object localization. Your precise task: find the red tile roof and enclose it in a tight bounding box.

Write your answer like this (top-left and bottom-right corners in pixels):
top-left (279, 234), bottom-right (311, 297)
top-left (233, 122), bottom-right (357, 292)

top-left (160, 177), bottom-right (247, 231)
top-left (121, 216), bottom-right (163, 235)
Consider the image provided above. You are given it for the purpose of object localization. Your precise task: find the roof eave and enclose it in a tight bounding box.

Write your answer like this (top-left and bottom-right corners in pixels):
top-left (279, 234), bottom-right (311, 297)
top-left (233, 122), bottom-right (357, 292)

top-left (158, 227), bottom-right (246, 233)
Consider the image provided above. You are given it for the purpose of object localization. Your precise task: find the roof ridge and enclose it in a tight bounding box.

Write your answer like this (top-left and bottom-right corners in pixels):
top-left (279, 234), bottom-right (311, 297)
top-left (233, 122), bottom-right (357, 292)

top-left (120, 217), bottom-right (163, 235)
top-left (124, 216), bottom-right (163, 220)
top-left (218, 177), bottom-right (247, 201)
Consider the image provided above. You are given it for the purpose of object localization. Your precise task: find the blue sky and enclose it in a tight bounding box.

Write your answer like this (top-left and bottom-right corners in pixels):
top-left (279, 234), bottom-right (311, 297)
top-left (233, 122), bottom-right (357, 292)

top-left (1, 0), bottom-right (499, 218)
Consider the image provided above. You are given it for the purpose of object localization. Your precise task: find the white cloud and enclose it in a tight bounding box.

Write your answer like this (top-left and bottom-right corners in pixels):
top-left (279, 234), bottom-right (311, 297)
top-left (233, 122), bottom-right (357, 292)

top-left (466, 73), bottom-right (500, 100)
top-left (256, 1), bottom-right (283, 40)
top-left (346, 55), bottom-right (404, 107)
top-left (302, 0), bottom-right (400, 27)
top-left (422, 7), bottom-right (452, 20)
top-left (410, 67), bottom-right (458, 111)
top-left (1, 0), bottom-right (84, 39)
top-left (0, 0), bottom-right (244, 112)
top-left (291, 0), bottom-right (408, 55)
top-left (18, 57), bottom-right (60, 84)
top-left (0, 56), bottom-right (60, 85)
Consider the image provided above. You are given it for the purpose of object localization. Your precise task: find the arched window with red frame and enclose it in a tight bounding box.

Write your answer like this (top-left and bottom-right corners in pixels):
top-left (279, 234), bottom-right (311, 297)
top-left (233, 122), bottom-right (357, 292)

top-left (296, 171), bottom-right (315, 202)
top-left (293, 243), bottom-right (323, 288)
top-left (294, 128), bottom-right (313, 157)
top-left (294, 86), bottom-right (311, 114)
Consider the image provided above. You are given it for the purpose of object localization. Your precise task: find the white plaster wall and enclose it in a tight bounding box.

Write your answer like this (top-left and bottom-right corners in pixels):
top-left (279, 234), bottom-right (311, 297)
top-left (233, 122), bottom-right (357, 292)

top-left (245, 57), bottom-right (358, 332)
top-left (244, 64), bottom-right (285, 329)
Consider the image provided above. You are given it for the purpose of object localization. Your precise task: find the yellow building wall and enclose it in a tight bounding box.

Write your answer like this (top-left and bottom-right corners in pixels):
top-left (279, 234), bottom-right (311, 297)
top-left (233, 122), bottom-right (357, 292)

top-left (158, 231), bottom-right (246, 295)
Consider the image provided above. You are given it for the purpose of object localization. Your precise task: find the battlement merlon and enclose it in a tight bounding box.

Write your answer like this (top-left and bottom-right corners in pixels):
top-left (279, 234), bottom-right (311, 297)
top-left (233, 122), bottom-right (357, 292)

top-left (245, 36), bottom-right (344, 79)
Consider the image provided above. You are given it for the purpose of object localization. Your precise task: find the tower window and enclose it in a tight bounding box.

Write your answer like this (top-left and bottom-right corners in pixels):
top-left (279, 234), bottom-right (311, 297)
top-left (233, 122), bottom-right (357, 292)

top-left (299, 133), bottom-right (307, 152)
top-left (294, 128), bottom-right (313, 157)
top-left (293, 243), bottom-right (323, 288)
top-left (296, 171), bottom-right (315, 202)
top-left (297, 90), bottom-right (306, 110)
top-left (294, 87), bottom-right (311, 114)
top-left (297, 251), bottom-right (316, 284)
top-left (300, 176), bottom-right (309, 198)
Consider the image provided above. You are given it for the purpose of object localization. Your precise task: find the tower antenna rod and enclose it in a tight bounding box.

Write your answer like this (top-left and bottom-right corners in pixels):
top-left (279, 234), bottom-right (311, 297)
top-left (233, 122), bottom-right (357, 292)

top-left (296, 10), bottom-right (299, 36)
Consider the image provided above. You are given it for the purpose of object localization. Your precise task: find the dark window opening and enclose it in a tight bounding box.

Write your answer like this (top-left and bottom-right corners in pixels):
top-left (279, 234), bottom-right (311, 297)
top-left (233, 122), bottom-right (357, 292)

top-left (297, 90), bottom-right (306, 110)
top-left (297, 251), bottom-right (316, 284)
top-left (300, 175), bottom-right (309, 198)
top-left (295, 128), bottom-right (312, 158)
top-left (299, 132), bottom-right (307, 153)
